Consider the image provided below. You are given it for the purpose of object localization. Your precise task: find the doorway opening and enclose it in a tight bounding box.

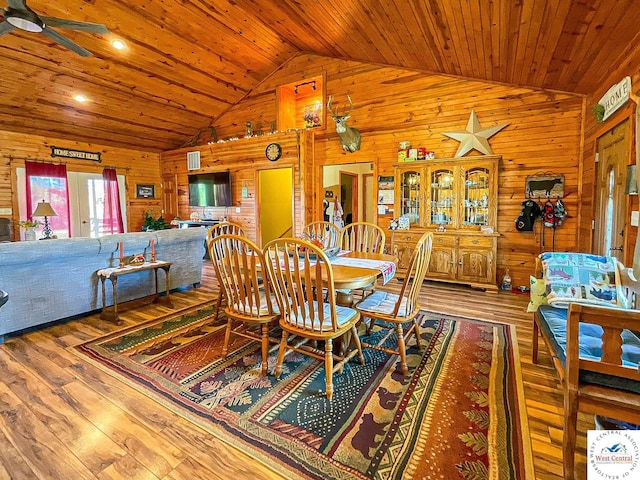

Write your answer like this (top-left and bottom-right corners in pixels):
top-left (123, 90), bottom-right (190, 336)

top-left (258, 167), bottom-right (293, 246)
top-left (323, 163), bottom-right (373, 229)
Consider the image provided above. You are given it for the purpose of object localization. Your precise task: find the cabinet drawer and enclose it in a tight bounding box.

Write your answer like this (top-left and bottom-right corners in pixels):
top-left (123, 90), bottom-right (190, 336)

top-left (432, 235), bottom-right (456, 247)
top-left (458, 236), bottom-right (493, 248)
top-left (392, 232), bottom-right (423, 243)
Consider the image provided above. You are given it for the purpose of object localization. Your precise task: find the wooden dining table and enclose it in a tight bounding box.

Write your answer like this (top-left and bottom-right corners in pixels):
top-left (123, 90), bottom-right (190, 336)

top-left (322, 251), bottom-right (398, 306)
top-left (259, 249), bottom-right (397, 306)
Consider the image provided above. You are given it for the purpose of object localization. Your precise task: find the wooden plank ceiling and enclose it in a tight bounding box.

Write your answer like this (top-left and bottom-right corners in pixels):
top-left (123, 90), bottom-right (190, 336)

top-left (0, 0), bottom-right (639, 152)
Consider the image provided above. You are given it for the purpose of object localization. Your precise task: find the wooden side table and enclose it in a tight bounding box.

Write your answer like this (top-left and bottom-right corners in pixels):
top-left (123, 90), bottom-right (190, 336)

top-left (97, 261), bottom-right (173, 324)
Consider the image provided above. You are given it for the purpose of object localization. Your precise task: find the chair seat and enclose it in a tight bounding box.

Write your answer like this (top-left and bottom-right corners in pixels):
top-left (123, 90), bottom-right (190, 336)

top-left (356, 290), bottom-right (409, 317)
top-left (231, 293), bottom-right (280, 316)
top-left (286, 301), bottom-right (358, 331)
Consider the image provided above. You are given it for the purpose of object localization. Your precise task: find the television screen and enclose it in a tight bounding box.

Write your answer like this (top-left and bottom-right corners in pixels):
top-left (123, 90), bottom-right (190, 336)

top-left (188, 172), bottom-right (232, 207)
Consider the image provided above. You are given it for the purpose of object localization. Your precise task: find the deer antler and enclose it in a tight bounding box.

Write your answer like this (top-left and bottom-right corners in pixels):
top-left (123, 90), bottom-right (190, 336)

top-left (346, 95), bottom-right (354, 115)
top-left (327, 95), bottom-right (338, 117)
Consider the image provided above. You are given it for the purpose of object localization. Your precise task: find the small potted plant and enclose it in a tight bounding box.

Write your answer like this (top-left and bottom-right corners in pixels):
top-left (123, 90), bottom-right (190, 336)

top-left (142, 209), bottom-right (169, 231)
top-left (18, 219), bottom-right (41, 241)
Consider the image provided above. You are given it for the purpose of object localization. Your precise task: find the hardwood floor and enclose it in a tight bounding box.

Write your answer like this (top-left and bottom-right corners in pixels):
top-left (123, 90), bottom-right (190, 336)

top-left (0, 262), bottom-right (588, 479)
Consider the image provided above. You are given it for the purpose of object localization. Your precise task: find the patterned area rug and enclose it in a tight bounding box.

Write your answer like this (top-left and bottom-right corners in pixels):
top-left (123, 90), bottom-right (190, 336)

top-left (72, 304), bottom-right (534, 480)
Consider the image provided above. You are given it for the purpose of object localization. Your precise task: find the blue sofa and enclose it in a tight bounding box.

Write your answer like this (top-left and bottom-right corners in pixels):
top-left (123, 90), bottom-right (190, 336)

top-left (0, 228), bottom-right (207, 343)
top-left (531, 253), bottom-right (640, 480)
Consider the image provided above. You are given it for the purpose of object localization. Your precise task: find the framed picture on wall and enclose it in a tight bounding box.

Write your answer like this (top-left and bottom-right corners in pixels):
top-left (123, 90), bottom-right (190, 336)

top-left (136, 184), bottom-right (155, 199)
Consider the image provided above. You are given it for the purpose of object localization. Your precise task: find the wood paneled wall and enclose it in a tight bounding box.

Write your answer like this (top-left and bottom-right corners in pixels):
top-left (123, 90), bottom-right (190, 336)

top-left (580, 43), bottom-right (640, 264)
top-left (0, 130), bottom-right (161, 238)
top-left (163, 54), bottom-right (584, 287)
top-left (160, 131), bottom-right (307, 243)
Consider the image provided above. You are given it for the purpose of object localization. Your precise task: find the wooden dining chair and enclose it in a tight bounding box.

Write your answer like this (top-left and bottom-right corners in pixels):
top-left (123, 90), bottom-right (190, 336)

top-left (354, 232), bottom-right (432, 375)
top-left (339, 221), bottom-right (387, 300)
top-left (303, 221), bottom-right (340, 249)
top-left (263, 237), bottom-right (365, 400)
top-left (207, 221), bottom-right (245, 319)
top-left (340, 221), bottom-right (386, 254)
top-left (209, 234), bottom-right (279, 376)
top-left (206, 221), bottom-right (245, 247)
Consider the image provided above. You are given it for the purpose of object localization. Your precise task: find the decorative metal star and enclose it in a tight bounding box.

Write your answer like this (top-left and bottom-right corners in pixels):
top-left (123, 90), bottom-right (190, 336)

top-left (444, 110), bottom-right (509, 157)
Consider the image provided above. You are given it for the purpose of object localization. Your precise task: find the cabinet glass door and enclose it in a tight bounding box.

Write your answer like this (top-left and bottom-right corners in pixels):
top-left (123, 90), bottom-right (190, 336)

top-left (463, 167), bottom-right (490, 227)
top-left (399, 170), bottom-right (421, 225)
top-left (430, 168), bottom-right (455, 226)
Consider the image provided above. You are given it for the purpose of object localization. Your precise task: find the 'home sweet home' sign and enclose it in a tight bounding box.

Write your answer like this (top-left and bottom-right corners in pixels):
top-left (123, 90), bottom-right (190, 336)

top-left (50, 146), bottom-right (102, 162)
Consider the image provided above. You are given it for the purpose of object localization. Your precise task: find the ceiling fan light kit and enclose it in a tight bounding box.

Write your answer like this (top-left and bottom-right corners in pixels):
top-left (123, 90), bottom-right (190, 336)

top-left (5, 6), bottom-right (43, 32)
top-left (0, 0), bottom-right (109, 56)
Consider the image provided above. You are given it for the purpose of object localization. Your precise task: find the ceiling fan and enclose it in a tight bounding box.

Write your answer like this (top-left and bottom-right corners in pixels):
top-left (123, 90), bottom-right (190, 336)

top-left (0, 0), bottom-right (109, 56)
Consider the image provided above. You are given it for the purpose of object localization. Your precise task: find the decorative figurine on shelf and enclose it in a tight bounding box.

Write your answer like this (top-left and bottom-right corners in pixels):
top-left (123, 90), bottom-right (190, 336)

top-left (436, 223), bottom-right (447, 232)
top-left (327, 95), bottom-right (361, 153)
top-left (389, 219), bottom-right (398, 230)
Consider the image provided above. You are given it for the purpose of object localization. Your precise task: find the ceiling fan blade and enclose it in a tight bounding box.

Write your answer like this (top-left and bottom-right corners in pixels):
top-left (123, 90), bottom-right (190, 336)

top-left (0, 21), bottom-right (15, 37)
top-left (6, 0), bottom-right (26, 10)
top-left (41, 27), bottom-right (92, 56)
top-left (40, 16), bottom-right (109, 34)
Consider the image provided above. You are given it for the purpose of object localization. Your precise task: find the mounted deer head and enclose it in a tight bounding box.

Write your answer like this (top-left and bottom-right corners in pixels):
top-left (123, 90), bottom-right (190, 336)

top-left (327, 95), bottom-right (361, 153)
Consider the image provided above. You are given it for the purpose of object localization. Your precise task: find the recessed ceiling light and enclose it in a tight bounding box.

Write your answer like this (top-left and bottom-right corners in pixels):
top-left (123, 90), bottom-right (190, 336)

top-left (111, 39), bottom-right (126, 50)
top-left (74, 94), bottom-right (87, 103)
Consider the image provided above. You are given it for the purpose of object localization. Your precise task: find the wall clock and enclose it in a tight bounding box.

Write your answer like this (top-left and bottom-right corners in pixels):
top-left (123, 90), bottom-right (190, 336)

top-left (265, 142), bottom-right (282, 162)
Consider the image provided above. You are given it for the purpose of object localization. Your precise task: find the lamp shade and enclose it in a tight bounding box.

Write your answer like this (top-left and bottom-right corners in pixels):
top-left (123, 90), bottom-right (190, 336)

top-left (32, 201), bottom-right (58, 217)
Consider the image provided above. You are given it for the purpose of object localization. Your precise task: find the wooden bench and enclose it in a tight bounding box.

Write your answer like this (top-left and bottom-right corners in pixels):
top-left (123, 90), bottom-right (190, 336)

top-left (532, 259), bottom-right (640, 480)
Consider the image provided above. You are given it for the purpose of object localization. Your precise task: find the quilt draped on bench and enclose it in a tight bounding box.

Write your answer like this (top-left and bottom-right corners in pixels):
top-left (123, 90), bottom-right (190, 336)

top-left (528, 252), bottom-right (628, 312)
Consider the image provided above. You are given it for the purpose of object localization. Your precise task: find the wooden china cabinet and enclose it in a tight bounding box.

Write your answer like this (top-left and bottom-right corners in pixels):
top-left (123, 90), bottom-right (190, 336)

top-left (391, 155), bottom-right (500, 291)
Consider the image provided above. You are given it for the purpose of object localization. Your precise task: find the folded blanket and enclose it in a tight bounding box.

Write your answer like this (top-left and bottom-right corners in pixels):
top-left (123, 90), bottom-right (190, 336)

top-left (530, 252), bottom-right (628, 310)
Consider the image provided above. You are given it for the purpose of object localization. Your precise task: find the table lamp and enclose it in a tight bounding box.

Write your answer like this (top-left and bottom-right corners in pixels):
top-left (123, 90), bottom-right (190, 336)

top-left (32, 200), bottom-right (58, 240)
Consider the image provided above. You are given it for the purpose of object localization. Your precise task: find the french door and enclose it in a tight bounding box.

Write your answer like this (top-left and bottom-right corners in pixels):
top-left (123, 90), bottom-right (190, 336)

top-left (17, 169), bottom-right (127, 239)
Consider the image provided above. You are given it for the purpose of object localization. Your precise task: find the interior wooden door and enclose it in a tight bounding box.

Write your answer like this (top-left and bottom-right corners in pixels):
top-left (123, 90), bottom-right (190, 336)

top-left (161, 174), bottom-right (178, 220)
top-left (594, 119), bottom-right (630, 261)
top-left (363, 173), bottom-right (374, 223)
